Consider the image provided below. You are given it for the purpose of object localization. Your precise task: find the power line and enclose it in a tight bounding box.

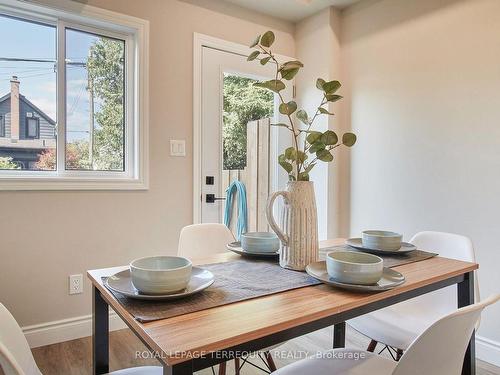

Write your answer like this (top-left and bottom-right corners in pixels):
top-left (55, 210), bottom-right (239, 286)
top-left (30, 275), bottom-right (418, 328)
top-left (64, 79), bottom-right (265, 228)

top-left (0, 71), bottom-right (55, 81)
top-left (67, 84), bottom-right (87, 117)
top-left (0, 57), bottom-right (55, 63)
top-left (0, 68), bottom-right (53, 75)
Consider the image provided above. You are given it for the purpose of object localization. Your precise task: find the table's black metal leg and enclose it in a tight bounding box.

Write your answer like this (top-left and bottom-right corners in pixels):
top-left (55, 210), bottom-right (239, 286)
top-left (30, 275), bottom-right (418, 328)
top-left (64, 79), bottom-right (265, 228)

top-left (93, 286), bottom-right (109, 375)
top-left (163, 361), bottom-right (193, 375)
top-left (333, 322), bottom-right (346, 349)
top-left (458, 271), bottom-right (475, 375)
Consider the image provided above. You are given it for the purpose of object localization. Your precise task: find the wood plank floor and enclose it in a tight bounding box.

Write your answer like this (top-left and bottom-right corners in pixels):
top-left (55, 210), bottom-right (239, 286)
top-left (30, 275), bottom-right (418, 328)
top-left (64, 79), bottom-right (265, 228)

top-left (26, 326), bottom-right (500, 375)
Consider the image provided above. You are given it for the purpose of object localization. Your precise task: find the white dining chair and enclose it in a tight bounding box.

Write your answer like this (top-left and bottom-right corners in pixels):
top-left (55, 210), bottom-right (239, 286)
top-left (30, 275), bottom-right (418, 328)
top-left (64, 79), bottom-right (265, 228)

top-left (272, 294), bottom-right (500, 375)
top-left (0, 303), bottom-right (162, 375)
top-left (178, 223), bottom-right (279, 374)
top-left (178, 223), bottom-right (235, 259)
top-left (347, 231), bottom-right (480, 359)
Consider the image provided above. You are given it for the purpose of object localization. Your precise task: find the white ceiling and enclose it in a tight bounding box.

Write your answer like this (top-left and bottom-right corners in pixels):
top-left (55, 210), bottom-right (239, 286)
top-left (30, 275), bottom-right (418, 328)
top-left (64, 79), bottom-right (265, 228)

top-left (223, 0), bottom-right (361, 22)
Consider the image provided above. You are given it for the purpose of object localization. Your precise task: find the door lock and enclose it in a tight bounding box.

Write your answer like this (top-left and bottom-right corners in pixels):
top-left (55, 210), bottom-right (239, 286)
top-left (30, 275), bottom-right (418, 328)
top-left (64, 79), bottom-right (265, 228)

top-left (206, 194), bottom-right (226, 203)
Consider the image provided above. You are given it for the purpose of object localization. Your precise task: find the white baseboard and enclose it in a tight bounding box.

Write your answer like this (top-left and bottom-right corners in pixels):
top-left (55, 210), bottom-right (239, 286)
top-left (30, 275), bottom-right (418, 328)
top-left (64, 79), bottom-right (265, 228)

top-left (22, 311), bottom-right (127, 348)
top-left (476, 335), bottom-right (500, 367)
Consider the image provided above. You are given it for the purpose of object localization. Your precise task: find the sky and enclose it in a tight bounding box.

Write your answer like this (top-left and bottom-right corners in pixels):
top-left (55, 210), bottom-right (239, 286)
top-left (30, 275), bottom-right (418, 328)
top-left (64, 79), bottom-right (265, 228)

top-left (0, 15), bottom-right (119, 142)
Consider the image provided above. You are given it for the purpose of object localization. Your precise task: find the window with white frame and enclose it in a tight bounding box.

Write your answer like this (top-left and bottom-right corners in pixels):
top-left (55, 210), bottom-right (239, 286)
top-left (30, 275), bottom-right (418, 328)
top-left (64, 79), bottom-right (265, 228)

top-left (0, 1), bottom-right (148, 189)
top-left (25, 117), bottom-right (40, 139)
top-left (0, 115), bottom-right (4, 137)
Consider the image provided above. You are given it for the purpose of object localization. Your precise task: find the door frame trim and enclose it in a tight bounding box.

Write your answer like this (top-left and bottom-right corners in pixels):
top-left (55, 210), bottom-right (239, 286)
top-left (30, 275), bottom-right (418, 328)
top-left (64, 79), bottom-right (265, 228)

top-left (193, 32), bottom-right (294, 223)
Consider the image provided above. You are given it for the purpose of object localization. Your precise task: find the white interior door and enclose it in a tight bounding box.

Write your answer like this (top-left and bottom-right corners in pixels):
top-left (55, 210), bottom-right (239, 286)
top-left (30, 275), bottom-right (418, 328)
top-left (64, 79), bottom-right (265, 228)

top-left (200, 46), bottom-right (292, 225)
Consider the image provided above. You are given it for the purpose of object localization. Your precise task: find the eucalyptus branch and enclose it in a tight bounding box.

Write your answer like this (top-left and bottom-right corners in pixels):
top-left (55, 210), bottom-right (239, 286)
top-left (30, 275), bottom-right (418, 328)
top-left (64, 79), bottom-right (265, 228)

top-left (259, 44), bottom-right (301, 177)
top-left (248, 30), bottom-right (357, 181)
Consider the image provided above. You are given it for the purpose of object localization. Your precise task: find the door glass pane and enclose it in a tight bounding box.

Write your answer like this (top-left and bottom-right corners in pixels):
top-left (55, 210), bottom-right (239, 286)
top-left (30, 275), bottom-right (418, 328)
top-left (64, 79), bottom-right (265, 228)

top-left (65, 28), bottom-right (125, 171)
top-left (222, 74), bottom-right (273, 170)
top-left (0, 15), bottom-right (56, 170)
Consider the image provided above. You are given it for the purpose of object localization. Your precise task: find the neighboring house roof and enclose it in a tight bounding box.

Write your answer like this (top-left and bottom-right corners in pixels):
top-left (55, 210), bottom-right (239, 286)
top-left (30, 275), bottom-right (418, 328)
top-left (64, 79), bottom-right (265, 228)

top-left (0, 92), bottom-right (56, 125)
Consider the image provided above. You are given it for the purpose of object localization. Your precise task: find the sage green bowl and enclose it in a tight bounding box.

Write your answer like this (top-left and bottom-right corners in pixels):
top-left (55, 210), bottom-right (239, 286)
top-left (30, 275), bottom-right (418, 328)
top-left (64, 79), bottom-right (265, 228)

top-left (130, 256), bottom-right (192, 294)
top-left (362, 230), bottom-right (403, 251)
top-left (240, 232), bottom-right (280, 253)
top-left (326, 251), bottom-right (383, 285)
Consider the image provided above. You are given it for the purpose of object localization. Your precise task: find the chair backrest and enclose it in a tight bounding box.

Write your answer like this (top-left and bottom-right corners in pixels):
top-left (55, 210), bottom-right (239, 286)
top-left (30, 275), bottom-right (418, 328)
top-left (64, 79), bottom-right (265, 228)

top-left (409, 231), bottom-right (480, 317)
top-left (393, 294), bottom-right (500, 375)
top-left (178, 223), bottom-right (235, 259)
top-left (0, 304), bottom-right (41, 375)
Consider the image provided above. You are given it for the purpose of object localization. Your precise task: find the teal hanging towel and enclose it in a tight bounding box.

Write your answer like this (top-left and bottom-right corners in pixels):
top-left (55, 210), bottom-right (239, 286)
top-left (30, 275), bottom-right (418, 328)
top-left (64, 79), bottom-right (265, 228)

top-left (224, 180), bottom-right (248, 240)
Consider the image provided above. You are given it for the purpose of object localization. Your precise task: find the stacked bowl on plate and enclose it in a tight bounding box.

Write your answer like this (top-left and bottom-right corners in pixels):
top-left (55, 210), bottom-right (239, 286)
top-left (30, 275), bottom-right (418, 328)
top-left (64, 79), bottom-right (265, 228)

top-left (345, 230), bottom-right (417, 255)
top-left (105, 256), bottom-right (215, 300)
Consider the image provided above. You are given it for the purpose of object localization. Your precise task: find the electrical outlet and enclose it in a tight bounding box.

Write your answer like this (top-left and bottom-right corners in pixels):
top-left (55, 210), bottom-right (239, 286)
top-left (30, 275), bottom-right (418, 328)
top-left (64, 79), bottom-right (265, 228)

top-left (69, 274), bottom-right (83, 295)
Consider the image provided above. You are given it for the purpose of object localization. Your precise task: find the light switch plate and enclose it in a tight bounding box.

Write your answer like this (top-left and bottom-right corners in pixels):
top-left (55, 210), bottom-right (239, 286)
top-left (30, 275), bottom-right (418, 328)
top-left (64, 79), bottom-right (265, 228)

top-left (170, 140), bottom-right (186, 157)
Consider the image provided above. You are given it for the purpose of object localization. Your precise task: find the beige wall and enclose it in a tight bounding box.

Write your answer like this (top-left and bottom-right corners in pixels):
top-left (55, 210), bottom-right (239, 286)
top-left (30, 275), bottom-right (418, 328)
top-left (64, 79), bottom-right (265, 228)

top-left (2, 0), bottom-right (500, 359)
top-left (0, 0), bottom-right (294, 327)
top-left (342, 0), bottom-right (500, 346)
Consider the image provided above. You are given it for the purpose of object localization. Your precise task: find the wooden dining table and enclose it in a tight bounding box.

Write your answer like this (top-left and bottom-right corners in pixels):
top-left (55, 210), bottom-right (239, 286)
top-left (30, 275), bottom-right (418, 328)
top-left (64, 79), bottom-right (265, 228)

top-left (87, 238), bottom-right (479, 375)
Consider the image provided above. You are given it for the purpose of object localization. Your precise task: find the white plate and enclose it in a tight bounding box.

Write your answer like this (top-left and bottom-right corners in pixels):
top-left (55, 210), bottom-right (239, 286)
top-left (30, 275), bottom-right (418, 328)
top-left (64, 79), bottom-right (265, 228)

top-left (105, 267), bottom-right (214, 300)
top-left (346, 238), bottom-right (416, 255)
top-left (227, 242), bottom-right (279, 258)
top-left (306, 261), bottom-right (405, 292)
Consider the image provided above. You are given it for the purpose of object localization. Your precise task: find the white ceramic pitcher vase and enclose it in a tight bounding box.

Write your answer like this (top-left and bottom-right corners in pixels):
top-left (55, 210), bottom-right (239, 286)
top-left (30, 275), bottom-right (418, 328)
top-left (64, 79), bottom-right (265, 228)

top-left (266, 181), bottom-right (319, 270)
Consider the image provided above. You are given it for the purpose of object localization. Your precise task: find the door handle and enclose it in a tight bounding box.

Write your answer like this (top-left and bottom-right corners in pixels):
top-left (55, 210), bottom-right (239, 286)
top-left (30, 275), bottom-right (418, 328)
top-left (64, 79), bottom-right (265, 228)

top-left (206, 194), bottom-right (226, 203)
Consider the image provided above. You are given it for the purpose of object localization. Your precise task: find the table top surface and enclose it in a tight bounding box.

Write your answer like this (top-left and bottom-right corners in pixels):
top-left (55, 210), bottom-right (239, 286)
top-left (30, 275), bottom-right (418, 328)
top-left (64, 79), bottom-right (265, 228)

top-left (87, 238), bottom-right (478, 365)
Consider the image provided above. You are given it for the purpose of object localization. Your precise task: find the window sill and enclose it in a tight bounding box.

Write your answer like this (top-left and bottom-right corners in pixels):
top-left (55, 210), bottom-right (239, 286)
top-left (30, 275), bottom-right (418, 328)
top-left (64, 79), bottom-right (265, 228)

top-left (0, 176), bottom-right (148, 191)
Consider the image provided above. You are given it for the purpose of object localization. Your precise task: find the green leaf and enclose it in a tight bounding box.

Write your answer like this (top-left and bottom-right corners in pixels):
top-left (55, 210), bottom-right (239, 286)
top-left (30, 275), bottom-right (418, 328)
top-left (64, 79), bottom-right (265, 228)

top-left (326, 94), bottom-right (343, 102)
top-left (260, 31), bottom-right (275, 48)
top-left (316, 78), bottom-right (326, 90)
top-left (321, 130), bottom-right (338, 145)
top-left (316, 149), bottom-right (334, 162)
top-left (281, 68), bottom-right (299, 80)
top-left (247, 50), bottom-right (260, 61)
top-left (279, 101), bottom-right (297, 115)
top-left (304, 163), bottom-right (316, 173)
top-left (285, 147), bottom-right (296, 160)
top-left (296, 150), bottom-right (308, 163)
top-left (278, 154), bottom-right (293, 173)
top-left (281, 60), bottom-right (304, 70)
top-left (309, 141), bottom-right (325, 153)
top-left (288, 174), bottom-right (296, 181)
top-left (322, 80), bottom-right (341, 94)
top-left (318, 107), bottom-right (334, 115)
top-left (306, 131), bottom-right (322, 144)
top-left (279, 161), bottom-right (293, 173)
top-left (298, 172), bottom-right (310, 181)
top-left (254, 79), bottom-right (285, 93)
top-left (296, 110), bottom-right (309, 125)
top-left (260, 56), bottom-right (271, 65)
top-left (342, 132), bottom-right (357, 147)
top-left (250, 34), bottom-right (261, 48)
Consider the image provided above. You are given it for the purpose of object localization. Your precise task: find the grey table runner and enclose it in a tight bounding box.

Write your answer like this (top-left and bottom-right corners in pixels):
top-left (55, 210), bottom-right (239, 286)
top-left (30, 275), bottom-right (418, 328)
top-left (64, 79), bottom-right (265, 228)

top-left (104, 248), bottom-right (437, 323)
top-left (104, 258), bottom-right (320, 323)
top-left (319, 245), bottom-right (438, 268)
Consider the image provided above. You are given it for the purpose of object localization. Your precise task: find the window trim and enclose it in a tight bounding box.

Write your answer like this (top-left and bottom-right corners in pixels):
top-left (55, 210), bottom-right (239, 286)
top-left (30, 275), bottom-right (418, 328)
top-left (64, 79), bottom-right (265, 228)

top-left (0, 0), bottom-right (149, 190)
top-left (25, 117), bottom-right (40, 139)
